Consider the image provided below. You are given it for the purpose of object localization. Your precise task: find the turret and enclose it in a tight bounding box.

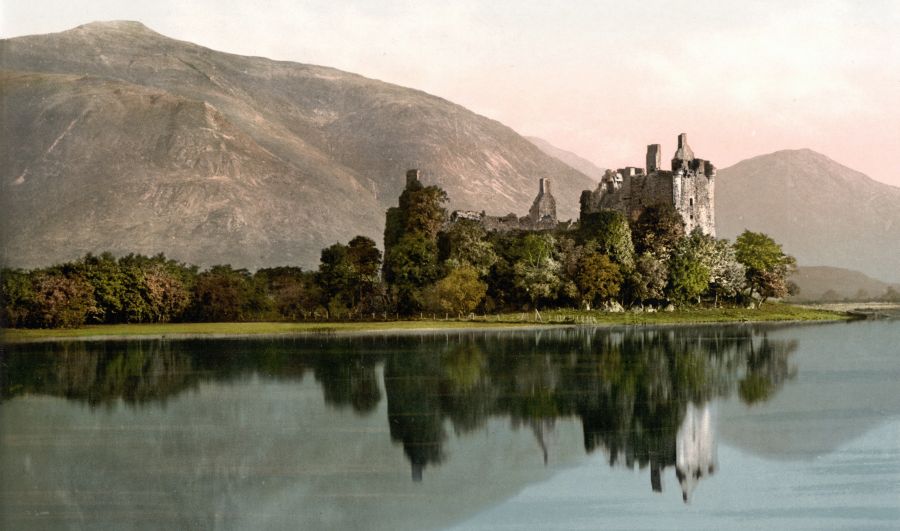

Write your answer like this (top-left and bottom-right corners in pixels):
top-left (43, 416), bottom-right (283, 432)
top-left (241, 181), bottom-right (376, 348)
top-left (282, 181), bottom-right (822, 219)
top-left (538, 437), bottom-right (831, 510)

top-left (672, 133), bottom-right (695, 171)
top-left (528, 178), bottom-right (557, 223)
top-left (646, 144), bottom-right (661, 173)
top-left (406, 169), bottom-right (420, 188)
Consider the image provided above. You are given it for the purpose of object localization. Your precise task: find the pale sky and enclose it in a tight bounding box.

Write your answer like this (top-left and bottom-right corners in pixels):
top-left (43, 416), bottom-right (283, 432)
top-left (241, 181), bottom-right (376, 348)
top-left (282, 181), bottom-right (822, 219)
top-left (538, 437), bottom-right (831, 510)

top-left (3, 0), bottom-right (899, 187)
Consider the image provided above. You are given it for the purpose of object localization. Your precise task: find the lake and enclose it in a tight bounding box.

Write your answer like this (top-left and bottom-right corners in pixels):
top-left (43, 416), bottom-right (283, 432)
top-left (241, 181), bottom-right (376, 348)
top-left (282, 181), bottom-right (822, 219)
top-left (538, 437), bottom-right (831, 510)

top-left (2, 320), bottom-right (898, 530)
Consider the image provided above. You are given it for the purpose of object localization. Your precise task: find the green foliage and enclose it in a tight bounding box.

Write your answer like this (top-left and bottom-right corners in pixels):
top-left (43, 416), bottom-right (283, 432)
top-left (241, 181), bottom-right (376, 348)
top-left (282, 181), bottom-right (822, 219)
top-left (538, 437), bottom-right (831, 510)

top-left (189, 265), bottom-right (270, 322)
top-left (386, 234), bottom-right (440, 313)
top-left (438, 220), bottom-right (498, 277)
top-left (511, 233), bottom-right (561, 308)
top-left (1, 268), bottom-right (34, 328)
top-left (383, 183), bottom-right (448, 313)
top-left (574, 252), bottom-right (623, 309)
top-left (318, 236), bottom-right (384, 317)
top-left (666, 230), bottom-right (707, 305)
top-left (317, 243), bottom-right (354, 307)
top-left (734, 231), bottom-right (797, 306)
top-left (669, 247), bottom-right (710, 305)
top-left (30, 269), bottom-right (97, 328)
top-left (424, 265), bottom-right (488, 315)
top-left (579, 210), bottom-right (635, 268)
top-left (626, 253), bottom-right (668, 305)
top-left (255, 267), bottom-right (322, 320)
top-left (631, 203), bottom-right (685, 260)
top-left (401, 185), bottom-right (449, 239)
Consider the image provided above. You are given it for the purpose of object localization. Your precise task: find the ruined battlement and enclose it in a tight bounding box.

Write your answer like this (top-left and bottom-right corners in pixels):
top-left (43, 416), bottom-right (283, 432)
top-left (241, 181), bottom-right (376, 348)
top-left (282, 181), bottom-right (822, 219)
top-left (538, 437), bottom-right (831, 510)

top-left (406, 169), bottom-right (421, 188)
top-left (403, 133), bottom-right (715, 238)
top-left (581, 133), bottom-right (716, 236)
top-left (448, 178), bottom-right (560, 233)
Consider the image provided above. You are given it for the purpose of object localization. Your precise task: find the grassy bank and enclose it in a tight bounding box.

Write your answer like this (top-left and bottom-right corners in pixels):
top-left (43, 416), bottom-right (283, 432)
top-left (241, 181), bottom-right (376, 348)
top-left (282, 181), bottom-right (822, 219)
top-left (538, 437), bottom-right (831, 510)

top-left (1, 303), bottom-right (850, 343)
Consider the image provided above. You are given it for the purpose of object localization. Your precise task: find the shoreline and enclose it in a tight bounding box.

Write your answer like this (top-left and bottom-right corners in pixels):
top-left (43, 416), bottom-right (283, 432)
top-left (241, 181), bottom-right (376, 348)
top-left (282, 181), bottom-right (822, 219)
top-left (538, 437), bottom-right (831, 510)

top-left (1, 305), bottom-right (857, 344)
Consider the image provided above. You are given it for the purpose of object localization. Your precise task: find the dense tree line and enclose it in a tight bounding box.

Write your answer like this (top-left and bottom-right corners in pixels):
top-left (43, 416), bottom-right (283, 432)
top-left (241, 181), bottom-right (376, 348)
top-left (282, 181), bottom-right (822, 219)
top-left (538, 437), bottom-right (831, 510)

top-left (381, 183), bottom-right (799, 315)
top-left (2, 184), bottom-right (802, 328)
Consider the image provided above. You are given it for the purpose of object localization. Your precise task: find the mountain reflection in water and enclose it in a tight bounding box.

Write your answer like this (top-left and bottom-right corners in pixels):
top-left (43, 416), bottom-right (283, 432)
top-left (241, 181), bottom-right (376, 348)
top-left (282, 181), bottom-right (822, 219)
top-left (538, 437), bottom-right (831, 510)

top-left (1, 326), bottom-right (796, 503)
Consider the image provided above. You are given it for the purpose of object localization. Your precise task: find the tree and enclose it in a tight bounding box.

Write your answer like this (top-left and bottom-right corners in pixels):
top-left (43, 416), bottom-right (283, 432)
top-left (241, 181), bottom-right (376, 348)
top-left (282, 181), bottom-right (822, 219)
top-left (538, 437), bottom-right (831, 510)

top-left (383, 184), bottom-right (449, 312)
top-left (256, 267), bottom-right (322, 320)
top-left (666, 230), bottom-right (716, 305)
top-left (574, 252), bottom-right (623, 309)
top-left (346, 236), bottom-right (383, 312)
top-left (317, 243), bottom-right (354, 312)
top-left (142, 264), bottom-right (191, 323)
top-left (733, 231), bottom-right (797, 307)
top-left (438, 220), bottom-right (498, 277)
top-left (668, 242), bottom-right (710, 305)
top-left (579, 210), bottom-right (635, 268)
top-left (76, 252), bottom-right (128, 323)
top-left (402, 186), bottom-right (450, 240)
top-left (707, 240), bottom-right (746, 305)
top-left (190, 265), bottom-right (266, 322)
top-left (626, 253), bottom-right (668, 305)
top-left (385, 234), bottom-right (441, 313)
top-left (1, 268), bottom-right (35, 327)
top-left (631, 203), bottom-right (685, 260)
top-left (511, 233), bottom-right (561, 309)
top-left (424, 265), bottom-right (488, 316)
top-left (30, 270), bottom-right (96, 328)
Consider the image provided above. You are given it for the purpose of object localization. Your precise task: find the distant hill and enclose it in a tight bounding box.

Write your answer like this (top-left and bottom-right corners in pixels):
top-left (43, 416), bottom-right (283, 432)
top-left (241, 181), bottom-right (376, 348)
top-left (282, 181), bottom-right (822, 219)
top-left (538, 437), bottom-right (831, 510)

top-left (788, 266), bottom-right (899, 301)
top-left (0, 21), bottom-right (594, 269)
top-left (526, 137), bottom-right (605, 181)
top-left (716, 149), bottom-right (900, 283)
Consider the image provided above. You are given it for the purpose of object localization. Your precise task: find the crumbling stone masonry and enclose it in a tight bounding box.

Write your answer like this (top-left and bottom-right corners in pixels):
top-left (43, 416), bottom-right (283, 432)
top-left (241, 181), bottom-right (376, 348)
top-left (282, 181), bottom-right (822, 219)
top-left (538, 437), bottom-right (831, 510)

top-left (449, 178), bottom-right (559, 232)
top-left (408, 133), bottom-right (715, 237)
top-left (580, 133), bottom-right (716, 236)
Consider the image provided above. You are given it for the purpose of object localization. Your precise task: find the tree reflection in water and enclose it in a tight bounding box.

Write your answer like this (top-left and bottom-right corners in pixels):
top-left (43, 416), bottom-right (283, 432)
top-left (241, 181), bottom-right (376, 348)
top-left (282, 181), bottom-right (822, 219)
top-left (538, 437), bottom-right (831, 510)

top-left (2, 326), bottom-right (796, 501)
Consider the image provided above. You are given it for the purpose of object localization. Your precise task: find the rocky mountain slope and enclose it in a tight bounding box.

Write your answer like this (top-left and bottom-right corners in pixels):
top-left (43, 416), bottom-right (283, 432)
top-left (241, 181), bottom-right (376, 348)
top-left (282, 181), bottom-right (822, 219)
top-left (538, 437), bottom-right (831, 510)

top-left (526, 137), bottom-right (605, 181)
top-left (0, 21), bottom-right (594, 269)
top-left (716, 149), bottom-right (900, 283)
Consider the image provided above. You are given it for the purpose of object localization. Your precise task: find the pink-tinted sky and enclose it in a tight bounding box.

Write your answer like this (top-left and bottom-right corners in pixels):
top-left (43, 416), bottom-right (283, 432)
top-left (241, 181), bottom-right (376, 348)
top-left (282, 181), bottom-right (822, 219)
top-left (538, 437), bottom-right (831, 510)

top-left (3, 0), bottom-right (899, 186)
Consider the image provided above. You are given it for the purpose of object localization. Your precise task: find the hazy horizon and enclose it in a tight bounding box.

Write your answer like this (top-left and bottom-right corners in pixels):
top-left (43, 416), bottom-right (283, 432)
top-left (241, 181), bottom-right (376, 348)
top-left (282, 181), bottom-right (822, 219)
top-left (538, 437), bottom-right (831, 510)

top-left (2, 0), bottom-right (898, 188)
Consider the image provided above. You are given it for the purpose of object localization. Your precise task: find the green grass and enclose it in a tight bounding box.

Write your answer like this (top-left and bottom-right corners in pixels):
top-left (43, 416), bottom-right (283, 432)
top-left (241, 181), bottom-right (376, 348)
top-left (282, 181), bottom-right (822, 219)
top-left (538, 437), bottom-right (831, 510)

top-left (1, 303), bottom-right (850, 343)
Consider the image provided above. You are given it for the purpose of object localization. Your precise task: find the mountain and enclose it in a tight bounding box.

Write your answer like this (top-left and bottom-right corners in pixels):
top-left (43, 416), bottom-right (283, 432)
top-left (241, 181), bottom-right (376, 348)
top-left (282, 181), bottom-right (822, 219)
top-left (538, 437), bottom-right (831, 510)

top-left (716, 149), bottom-right (900, 283)
top-left (787, 266), bottom-right (898, 301)
top-left (0, 21), bottom-right (595, 269)
top-left (526, 137), bottom-right (605, 181)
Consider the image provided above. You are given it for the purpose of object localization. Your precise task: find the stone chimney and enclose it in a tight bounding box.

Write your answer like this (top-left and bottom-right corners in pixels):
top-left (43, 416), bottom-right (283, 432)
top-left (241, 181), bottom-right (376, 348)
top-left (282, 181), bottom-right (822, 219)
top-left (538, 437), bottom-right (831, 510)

top-left (674, 133), bottom-right (694, 162)
top-left (406, 169), bottom-right (420, 188)
top-left (529, 178), bottom-right (557, 223)
top-left (646, 144), bottom-right (661, 173)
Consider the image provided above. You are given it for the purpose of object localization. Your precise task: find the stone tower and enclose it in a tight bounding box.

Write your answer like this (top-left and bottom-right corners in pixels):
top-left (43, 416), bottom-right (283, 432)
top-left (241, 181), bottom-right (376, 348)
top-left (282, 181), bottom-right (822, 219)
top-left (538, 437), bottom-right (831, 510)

top-left (528, 178), bottom-right (557, 223)
top-left (579, 133), bottom-right (716, 236)
top-left (646, 144), bottom-right (661, 173)
top-left (406, 169), bottom-right (420, 188)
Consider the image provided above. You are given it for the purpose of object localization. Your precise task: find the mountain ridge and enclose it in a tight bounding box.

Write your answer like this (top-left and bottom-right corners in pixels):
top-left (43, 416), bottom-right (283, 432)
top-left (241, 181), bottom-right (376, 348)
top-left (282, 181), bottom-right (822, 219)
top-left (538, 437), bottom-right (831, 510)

top-left (716, 148), bottom-right (900, 283)
top-left (1, 21), bottom-right (595, 269)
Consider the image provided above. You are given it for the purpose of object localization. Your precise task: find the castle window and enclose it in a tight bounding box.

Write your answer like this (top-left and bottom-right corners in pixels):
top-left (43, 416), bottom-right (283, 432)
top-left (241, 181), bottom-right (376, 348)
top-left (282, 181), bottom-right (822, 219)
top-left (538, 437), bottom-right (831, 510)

top-left (690, 214), bottom-right (694, 220)
top-left (689, 198), bottom-right (694, 207)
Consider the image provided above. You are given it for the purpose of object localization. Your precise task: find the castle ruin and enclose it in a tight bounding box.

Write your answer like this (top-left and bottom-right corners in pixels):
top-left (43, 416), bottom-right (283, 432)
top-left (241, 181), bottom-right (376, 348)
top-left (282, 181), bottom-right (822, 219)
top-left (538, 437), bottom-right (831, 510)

top-left (421, 132), bottom-right (715, 236)
top-left (449, 177), bottom-right (559, 232)
top-left (580, 133), bottom-right (716, 236)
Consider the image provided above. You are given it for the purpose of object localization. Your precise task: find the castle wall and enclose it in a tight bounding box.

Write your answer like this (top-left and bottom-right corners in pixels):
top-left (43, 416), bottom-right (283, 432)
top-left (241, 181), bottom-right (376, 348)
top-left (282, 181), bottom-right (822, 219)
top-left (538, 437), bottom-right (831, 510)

top-left (625, 172), bottom-right (675, 221)
top-left (580, 134), bottom-right (716, 237)
top-left (673, 167), bottom-right (716, 236)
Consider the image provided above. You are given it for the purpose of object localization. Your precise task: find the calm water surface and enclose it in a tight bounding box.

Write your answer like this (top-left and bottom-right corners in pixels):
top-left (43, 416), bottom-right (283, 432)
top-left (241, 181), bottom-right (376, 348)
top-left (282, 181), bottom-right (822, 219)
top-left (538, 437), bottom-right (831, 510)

top-left (1, 321), bottom-right (898, 530)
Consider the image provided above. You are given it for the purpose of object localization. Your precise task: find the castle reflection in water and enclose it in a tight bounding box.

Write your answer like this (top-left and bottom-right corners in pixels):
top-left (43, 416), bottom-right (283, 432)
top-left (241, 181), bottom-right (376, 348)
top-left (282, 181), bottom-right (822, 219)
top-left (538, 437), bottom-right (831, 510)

top-left (2, 326), bottom-right (796, 502)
